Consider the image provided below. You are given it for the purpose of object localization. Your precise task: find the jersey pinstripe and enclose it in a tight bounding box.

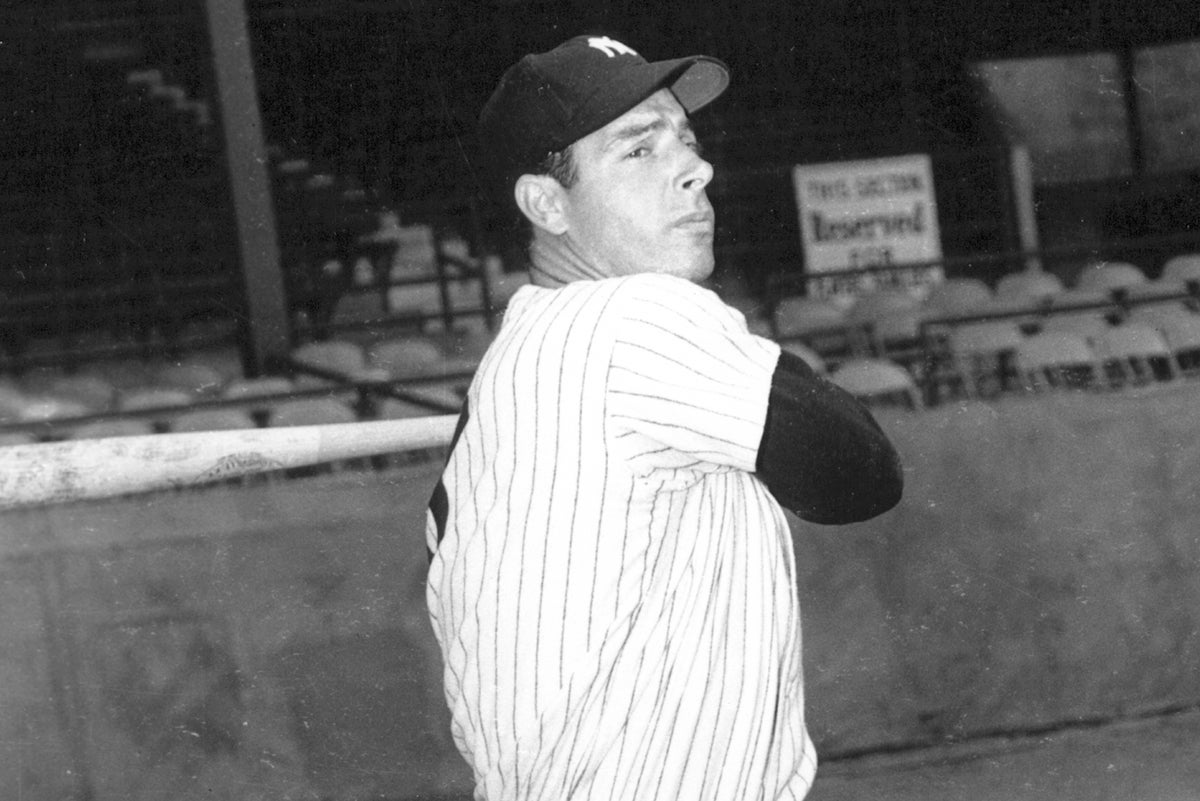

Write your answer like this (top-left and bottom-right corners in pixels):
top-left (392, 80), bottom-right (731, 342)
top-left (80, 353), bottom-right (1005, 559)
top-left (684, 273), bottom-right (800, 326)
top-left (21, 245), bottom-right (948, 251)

top-left (426, 272), bottom-right (816, 800)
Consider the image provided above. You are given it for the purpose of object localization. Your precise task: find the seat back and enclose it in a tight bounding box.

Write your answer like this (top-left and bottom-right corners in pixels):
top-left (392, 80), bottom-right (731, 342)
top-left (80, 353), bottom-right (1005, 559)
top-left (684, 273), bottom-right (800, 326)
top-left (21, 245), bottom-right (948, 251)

top-left (268, 398), bottom-right (358, 428)
top-left (830, 357), bottom-right (922, 409)
top-left (922, 278), bottom-right (993, 316)
top-left (1016, 331), bottom-right (1101, 391)
top-left (773, 296), bottom-right (846, 337)
top-left (1096, 323), bottom-right (1176, 385)
top-left (995, 270), bottom-right (1063, 304)
top-left (1160, 253), bottom-right (1200, 285)
top-left (1074, 261), bottom-right (1147, 293)
top-left (945, 321), bottom-right (1025, 399)
top-left (366, 336), bottom-right (444, 378)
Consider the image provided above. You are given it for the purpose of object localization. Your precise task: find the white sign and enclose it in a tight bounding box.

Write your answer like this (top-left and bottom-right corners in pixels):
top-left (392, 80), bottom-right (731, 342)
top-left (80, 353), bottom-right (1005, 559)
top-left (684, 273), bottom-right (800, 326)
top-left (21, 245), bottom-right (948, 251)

top-left (792, 154), bottom-right (943, 305)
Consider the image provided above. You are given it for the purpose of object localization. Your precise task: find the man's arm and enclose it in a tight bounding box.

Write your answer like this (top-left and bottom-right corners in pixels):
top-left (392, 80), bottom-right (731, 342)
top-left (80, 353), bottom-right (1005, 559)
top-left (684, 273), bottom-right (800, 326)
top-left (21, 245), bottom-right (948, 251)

top-left (756, 350), bottom-right (904, 524)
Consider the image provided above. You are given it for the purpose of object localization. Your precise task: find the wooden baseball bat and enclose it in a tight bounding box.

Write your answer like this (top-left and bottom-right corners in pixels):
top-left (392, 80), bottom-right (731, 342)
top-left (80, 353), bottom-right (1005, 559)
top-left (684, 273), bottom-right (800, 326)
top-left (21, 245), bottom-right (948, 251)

top-left (0, 415), bottom-right (459, 511)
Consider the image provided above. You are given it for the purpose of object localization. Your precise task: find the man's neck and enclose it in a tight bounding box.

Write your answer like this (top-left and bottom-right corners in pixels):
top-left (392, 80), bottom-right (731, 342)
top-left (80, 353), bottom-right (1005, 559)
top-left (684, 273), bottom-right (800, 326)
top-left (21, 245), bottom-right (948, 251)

top-left (528, 233), bottom-right (609, 288)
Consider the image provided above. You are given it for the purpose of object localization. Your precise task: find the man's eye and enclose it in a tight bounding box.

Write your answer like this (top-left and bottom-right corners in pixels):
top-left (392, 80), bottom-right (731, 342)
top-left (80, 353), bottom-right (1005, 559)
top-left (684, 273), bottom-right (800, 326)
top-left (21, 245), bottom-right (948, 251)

top-left (685, 140), bottom-right (704, 156)
top-left (627, 146), bottom-right (650, 159)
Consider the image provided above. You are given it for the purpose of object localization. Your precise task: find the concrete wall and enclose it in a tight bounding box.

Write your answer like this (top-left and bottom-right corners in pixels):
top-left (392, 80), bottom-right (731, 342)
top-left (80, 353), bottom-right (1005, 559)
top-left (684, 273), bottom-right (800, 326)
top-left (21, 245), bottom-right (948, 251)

top-left (3, 384), bottom-right (1199, 798)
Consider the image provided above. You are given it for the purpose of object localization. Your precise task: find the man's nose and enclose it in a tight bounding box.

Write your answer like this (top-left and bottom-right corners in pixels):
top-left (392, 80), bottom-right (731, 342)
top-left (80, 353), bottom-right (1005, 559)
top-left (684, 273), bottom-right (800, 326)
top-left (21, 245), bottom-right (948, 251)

top-left (677, 145), bottom-right (713, 192)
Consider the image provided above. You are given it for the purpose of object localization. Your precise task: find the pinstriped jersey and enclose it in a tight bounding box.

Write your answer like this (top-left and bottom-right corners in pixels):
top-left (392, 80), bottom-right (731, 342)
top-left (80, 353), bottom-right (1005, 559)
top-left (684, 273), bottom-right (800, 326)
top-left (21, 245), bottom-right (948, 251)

top-left (426, 272), bottom-right (816, 800)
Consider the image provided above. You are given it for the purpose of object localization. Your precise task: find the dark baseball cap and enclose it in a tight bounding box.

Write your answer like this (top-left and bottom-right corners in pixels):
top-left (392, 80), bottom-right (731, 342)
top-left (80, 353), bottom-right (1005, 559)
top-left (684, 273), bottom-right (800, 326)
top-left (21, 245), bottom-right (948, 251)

top-left (479, 34), bottom-right (729, 198)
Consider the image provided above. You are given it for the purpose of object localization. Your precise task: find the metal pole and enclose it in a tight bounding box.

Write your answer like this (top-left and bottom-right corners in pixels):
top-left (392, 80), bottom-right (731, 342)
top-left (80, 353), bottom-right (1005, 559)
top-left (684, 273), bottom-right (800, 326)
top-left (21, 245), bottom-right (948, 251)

top-left (203, 0), bottom-right (290, 374)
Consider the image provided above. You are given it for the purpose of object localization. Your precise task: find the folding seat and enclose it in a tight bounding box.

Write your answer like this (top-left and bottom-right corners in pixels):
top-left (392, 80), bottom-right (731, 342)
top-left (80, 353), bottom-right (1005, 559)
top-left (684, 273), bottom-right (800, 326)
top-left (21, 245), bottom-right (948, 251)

top-left (290, 340), bottom-right (366, 383)
top-left (117, 387), bottom-right (195, 411)
top-left (221, 376), bottom-right (296, 401)
top-left (1094, 323), bottom-right (1177, 386)
top-left (1073, 261), bottom-right (1148, 294)
top-left (829, 357), bottom-right (923, 410)
top-left (773, 295), bottom-right (847, 339)
top-left (921, 278), bottom-right (993, 317)
top-left (267, 397), bottom-right (358, 428)
top-left (365, 336), bottom-right (444, 378)
top-left (1040, 289), bottom-right (1113, 345)
top-left (995, 270), bottom-right (1063, 305)
top-left (1015, 330), bottom-right (1103, 392)
top-left (1154, 312), bottom-right (1200, 376)
top-left (945, 320), bottom-right (1025, 398)
top-left (846, 289), bottom-right (921, 325)
top-left (1159, 254), bottom-right (1200, 286)
top-left (16, 395), bottom-right (92, 423)
top-left (33, 374), bottom-right (117, 412)
top-left (152, 360), bottom-right (227, 396)
top-left (116, 387), bottom-right (196, 431)
top-left (0, 383), bottom-right (27, 423)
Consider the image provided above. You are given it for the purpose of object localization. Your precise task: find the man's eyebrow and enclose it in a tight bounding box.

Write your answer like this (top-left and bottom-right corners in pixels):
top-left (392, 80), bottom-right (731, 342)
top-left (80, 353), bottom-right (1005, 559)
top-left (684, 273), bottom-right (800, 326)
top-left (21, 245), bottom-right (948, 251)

top-left (602, 117), bottom-right (695, 151)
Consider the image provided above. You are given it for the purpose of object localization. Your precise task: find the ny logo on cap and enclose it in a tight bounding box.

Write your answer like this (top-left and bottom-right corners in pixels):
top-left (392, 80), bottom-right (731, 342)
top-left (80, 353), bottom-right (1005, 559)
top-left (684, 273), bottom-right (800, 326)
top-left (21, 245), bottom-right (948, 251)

top-left (587, 36), bottom-right (637, 58)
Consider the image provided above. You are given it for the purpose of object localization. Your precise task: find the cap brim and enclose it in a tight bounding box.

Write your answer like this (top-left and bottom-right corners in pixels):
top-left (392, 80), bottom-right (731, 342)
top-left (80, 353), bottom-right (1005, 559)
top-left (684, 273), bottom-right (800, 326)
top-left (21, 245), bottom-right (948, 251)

top-left (561, 55), bottom-right (730, 151)
top-left (665, 56), bottom-right (730, 115)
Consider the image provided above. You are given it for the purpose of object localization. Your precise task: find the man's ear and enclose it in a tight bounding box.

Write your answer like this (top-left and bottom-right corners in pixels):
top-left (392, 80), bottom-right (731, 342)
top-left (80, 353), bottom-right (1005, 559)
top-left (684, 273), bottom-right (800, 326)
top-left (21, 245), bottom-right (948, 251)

top-left (513, 174), bottom-right (569, 236)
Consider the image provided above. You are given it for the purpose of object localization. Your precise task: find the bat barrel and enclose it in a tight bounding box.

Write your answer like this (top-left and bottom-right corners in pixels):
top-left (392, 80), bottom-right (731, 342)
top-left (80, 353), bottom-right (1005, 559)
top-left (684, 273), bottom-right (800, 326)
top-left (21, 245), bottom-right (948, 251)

top-left (0, 415), bottom-right (459, 511)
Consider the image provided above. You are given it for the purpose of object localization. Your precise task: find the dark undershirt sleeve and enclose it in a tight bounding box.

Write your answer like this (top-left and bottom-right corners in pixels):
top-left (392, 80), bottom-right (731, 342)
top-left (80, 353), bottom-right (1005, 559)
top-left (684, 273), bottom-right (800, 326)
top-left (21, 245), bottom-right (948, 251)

top-left (755, 349), bottom-right (904, 524)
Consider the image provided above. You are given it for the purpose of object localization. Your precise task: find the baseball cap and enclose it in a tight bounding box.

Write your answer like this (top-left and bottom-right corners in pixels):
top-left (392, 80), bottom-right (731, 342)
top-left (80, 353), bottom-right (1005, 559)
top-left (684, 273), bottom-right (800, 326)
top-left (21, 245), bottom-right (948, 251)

top-left (479, 34), bottom-right (729, 197)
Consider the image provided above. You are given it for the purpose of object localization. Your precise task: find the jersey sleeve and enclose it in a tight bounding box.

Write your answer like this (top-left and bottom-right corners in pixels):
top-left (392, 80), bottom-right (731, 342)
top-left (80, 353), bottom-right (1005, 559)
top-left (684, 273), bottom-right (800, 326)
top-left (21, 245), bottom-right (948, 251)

top-left (606, 274), bottom-right (781, 474)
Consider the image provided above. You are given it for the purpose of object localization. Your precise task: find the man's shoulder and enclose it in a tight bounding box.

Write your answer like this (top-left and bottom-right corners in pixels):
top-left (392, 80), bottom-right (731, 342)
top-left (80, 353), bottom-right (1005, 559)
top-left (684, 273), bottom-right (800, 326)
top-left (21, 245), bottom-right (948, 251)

top-left (604, 273), bottom-right (749, 333)
top-left (604, 273), bottom-right (726, 313)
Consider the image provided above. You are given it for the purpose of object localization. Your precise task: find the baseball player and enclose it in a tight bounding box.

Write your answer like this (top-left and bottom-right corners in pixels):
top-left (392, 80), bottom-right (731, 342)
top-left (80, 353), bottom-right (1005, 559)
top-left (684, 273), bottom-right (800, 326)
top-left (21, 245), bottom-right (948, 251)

top-left (425, 35), bottom-right (903, 801)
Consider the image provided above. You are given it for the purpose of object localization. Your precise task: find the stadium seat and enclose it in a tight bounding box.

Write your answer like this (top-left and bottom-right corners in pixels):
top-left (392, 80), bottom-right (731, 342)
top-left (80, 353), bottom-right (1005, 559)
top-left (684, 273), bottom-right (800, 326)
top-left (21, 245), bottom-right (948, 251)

top-left (78, 359), bottom-right (158, 392)
top-left (1040, 289), bottom-right (1112, 343)
top-left (1074, 261), bottom-right (1148, 294)
top-left (830, 357), bottom-right (922, 410)
top-left (439, 329), bottom-right (494, 371)
top-left (1125, 303), bottom-right (1197, 334)
top-left (773, 295), bottom-right (846, 338)
top-left (1095, 323), bottom-right (1177, 386)
top-left (1160, 254), bottom-right (1200, 286)
top-left (0, 383), bottom-right (27, 423)
top-left (169, 408), bottom-right (258, 432)
top-left (1015, 330), bottom-right (1102, 392)
top-left (152, 360), bottom-right (227, 396)
top-left (846, 289), bottom-right (921, 325)
top-left (922, 278), bottom-right (993, 317)
top-left (366, 336), bottom-right (444, 378)
top-left (35, 374), bottom-right (117, 412)
top-left (177, 345), bottom-right (246, 382)
top-left (221, 376), bottom-right (296, 402)
top-left (946, 320), bottom-right (1025, 398)
top-left (1153, 312), bottom-right (1200, 376)
top-left (17, 396), bottom-right (93, 423)
top-left (14, 366), bottom-right (67, 396)
top-left (995, 270), bottom-right (1063, 305)
top-left (267, 397), bottom-right (358, 427)
top-left (290, 339), bottom-right (366, 383)
top-left (869, 308), bottom-right (926, 352)
top-left (374, 397), bottom-right (435, 419)
top-left (117, 387), bottom-right (196, 411)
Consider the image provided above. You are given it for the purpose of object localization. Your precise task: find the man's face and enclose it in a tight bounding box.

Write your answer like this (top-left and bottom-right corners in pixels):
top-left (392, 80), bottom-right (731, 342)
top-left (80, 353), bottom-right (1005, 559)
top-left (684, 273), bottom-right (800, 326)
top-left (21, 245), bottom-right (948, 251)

top-left (558, 89), bottom-right (716, 282)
